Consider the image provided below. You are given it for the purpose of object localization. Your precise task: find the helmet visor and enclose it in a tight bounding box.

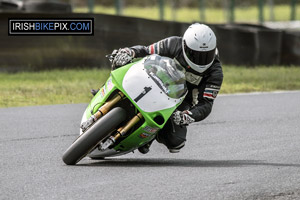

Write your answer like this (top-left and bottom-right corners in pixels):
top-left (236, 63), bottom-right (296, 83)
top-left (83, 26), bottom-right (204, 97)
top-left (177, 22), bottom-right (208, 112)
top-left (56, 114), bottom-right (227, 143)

top-left (184, 41), bottom-right (216, 66)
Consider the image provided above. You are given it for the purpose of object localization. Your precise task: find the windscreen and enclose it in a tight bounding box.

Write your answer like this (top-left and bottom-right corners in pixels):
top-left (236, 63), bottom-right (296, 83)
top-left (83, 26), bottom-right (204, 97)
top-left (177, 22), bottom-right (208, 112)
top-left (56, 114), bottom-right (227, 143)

top-left (144, 55), bottom-right (187, 99)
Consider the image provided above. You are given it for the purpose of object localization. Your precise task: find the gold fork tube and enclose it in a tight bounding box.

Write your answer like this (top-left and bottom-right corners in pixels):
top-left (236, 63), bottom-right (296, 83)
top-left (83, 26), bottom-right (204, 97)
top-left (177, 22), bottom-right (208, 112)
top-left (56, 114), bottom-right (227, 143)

top-left (114, 113), bottom-right (143, 140)
top-left (94, 91), bottom-right (124, 119)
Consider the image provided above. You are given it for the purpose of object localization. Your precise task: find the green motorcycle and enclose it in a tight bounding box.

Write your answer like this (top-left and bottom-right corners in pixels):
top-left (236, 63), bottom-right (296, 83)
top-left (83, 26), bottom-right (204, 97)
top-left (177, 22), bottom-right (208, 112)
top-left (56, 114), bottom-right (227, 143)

top-left (62, 54), bottom-right (187, 165)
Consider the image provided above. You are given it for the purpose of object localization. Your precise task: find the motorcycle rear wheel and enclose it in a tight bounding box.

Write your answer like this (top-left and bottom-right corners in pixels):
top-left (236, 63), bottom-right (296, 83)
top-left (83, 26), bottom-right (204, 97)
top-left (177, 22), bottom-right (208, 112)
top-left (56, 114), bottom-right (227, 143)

top-left (62, 107), bottom-right (126, 165)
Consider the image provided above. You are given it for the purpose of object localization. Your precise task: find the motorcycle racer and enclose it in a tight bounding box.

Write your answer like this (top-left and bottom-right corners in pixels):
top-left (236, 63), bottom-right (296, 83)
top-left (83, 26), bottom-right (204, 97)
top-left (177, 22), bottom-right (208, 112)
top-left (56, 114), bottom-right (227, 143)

top-left (110, 23), bottom-right (223, 154)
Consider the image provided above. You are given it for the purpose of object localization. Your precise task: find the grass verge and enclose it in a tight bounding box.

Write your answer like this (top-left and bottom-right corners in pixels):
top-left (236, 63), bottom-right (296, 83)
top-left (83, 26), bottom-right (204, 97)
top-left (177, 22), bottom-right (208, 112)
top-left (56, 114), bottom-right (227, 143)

top-left (222, 66), bottom-right (300, 93)
top-left (0, 69), bottom-right (110, 108)
top-left (0, 66), bottom-right (299, 108)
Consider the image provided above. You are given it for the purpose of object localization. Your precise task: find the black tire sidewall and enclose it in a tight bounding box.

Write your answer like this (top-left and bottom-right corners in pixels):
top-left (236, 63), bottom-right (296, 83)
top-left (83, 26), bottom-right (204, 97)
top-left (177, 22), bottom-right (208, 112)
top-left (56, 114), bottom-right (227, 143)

top-left (62, 107), bottom-right (126, 165)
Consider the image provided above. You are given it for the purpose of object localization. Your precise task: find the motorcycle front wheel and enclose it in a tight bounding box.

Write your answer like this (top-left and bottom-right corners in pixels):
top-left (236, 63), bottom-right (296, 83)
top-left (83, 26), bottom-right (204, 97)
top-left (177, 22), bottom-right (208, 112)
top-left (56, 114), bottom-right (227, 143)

top-left (62, 107), bottom-right (127, 165)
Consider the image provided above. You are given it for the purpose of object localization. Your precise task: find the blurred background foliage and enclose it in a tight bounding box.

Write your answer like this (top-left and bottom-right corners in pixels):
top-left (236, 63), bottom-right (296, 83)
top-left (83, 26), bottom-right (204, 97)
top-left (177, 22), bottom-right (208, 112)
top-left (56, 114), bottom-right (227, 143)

top-left (71, 0), bottom-right (291, 8)
top-left (69, 0), bottom-right (299, 23)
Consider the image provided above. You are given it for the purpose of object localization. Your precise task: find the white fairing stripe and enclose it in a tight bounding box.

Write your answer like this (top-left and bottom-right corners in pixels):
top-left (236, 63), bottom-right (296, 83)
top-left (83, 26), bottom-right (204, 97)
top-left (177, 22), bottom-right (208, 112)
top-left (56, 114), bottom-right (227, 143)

top-left (123, 59), bottom-right (184, 112)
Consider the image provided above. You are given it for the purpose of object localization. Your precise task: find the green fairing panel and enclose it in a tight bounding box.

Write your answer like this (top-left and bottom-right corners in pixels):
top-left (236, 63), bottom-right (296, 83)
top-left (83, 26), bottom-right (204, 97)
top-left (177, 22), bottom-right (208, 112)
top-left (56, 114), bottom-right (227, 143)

top-left (113, 103), bottom-right (183, 152)
top-left (84, 62), bottom-right (135, 120)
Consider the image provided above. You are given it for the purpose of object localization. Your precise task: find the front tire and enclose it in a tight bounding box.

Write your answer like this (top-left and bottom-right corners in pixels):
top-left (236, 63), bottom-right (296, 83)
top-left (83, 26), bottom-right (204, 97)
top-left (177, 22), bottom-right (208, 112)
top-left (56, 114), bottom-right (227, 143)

top-left (62, 107), bottom-right (126, 165)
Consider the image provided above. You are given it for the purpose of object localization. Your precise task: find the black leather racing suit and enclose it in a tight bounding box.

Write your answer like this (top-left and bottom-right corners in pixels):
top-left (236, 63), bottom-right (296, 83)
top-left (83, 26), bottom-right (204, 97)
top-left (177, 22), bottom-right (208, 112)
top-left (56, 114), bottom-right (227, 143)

top-left (130, 36), bottom-right (223, 150)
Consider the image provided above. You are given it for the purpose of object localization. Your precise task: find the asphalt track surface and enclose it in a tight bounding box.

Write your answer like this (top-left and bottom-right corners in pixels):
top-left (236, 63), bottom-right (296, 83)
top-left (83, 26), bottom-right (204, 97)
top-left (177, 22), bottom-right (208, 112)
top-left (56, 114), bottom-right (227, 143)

top-left (1, 91), bottom-right (300, 200)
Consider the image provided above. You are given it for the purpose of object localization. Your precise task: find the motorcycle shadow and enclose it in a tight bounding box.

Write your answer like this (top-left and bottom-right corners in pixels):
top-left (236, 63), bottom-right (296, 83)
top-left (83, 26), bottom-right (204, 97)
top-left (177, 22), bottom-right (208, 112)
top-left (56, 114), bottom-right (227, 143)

top-left (77, 158), bottom-right (300, 168)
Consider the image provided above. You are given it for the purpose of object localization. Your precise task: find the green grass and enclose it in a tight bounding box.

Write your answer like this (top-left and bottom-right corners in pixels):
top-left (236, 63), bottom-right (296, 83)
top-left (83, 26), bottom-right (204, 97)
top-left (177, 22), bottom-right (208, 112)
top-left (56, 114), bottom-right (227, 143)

top-left (0, 69), bottom-right (110, 108)
top-left (222, 66), bottom-right (300, 93)
top-left (74, 4), bottom-right (300, 23)
top-left (0, 66), bottom-right (300, 108)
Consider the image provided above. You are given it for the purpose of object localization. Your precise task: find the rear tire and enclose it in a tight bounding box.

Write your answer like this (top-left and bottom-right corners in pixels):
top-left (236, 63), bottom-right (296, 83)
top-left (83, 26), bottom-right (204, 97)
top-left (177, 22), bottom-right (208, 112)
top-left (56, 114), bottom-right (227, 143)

top-left (62, 107), bottom-right (126, 165)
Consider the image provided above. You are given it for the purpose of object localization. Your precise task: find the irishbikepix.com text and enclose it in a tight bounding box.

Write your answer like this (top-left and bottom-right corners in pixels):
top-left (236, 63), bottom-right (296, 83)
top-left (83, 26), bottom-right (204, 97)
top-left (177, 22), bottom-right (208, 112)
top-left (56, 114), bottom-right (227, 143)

top-left (9, 18), bottom-right (94, 35)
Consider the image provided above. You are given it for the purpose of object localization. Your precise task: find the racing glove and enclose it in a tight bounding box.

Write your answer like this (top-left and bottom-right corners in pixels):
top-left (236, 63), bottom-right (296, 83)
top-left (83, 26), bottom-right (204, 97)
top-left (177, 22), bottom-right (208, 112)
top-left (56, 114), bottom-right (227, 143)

top-left (112, 48), bottom-right (135, 69)
top-left (172, 110), bottom-right (195, 126)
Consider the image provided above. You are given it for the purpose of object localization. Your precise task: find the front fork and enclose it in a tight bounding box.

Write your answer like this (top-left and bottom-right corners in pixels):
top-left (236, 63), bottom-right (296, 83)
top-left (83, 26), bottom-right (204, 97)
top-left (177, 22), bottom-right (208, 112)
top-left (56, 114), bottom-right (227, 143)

top-left (80, 91), bottom-right (144, 149)
top-left (81, 91), bottom-right (125, 132)
top-left (99, 113), bottom-right (143, 150)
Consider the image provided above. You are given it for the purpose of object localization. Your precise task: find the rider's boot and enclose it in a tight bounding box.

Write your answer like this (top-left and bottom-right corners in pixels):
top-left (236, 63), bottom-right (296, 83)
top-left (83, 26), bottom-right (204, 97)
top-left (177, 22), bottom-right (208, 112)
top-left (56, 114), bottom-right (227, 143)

top-left (91, 89), bottom-right (99, 96)
top-left (156, 131), bottom-right (185, 153)
top-left (138, 139), bottom-right (154, 154)
top-left (168, 142), bottom-right (185, 153)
